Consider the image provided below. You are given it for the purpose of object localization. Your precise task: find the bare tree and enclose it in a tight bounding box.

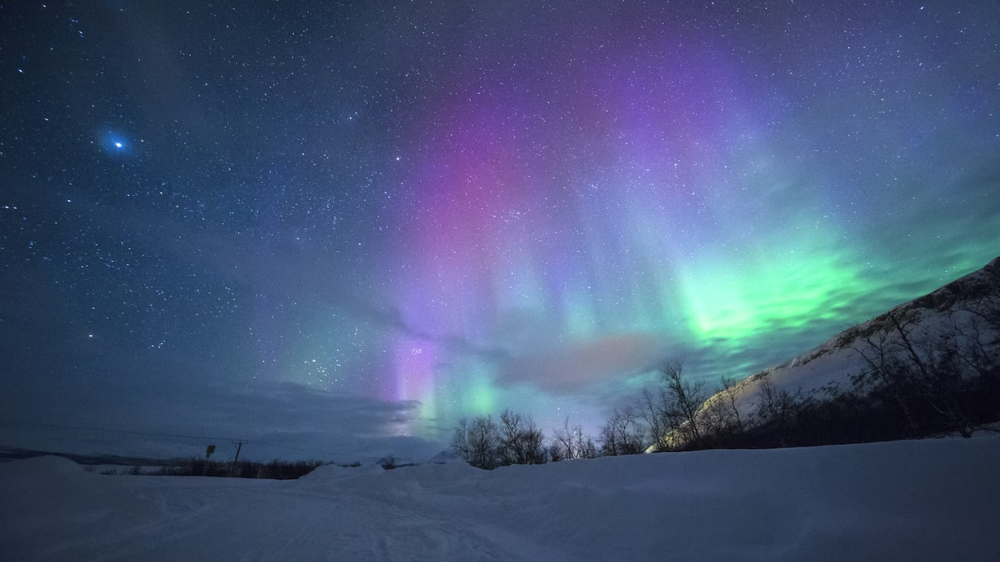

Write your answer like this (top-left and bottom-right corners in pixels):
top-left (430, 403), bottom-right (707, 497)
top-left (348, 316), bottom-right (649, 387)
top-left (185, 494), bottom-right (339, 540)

top-left (599, 406), bottom-right (645, 455)
top-left (638, 387), bottom-right (669, 452)
top-left (598, 418), bottom-right (619, 456)
top-left (498, 409), bottom-right (546, 465)
top-left (853, 321), bottom-right (920, 436)
top-left (853, 309), bottom-right (978, 437)
top-left (547, 443), bottom-right (563, 462)
top-left (451, 418), bottom-right (472, 462)
top-left (521, 417), bottom-right (547, 464)
top-left (552, 417), bottom-right (599, 460)
top-left (452, 414), bottom-right (501, 469)
top-left (553, 417), bottom-right (578, 460)
top-left (754, 377), bottom-right (800, 447)
top-left (577, 431), bottom-right (598, 459)
top-left (498, 409), bottom-right (526, 466)
top-left (659, 362), bottom-right (706, 447)
top-left (702, 375), bottom-right (744, 444)
top-left (952, 314), bottom-right (999, 380)
top-left (720, 375), bottom-right (745, 434)
top-left (957, 262), bottom-right (1000, 333)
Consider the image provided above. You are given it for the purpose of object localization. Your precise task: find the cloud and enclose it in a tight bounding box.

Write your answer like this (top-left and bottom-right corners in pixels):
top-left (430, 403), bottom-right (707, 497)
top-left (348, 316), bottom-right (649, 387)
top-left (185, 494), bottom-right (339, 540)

top-left (0, 378), bottom-right (445, 463)
top-left (495, 332), bottom-right (668, 393)
top-left (189, 383), bottom-right (444, 461)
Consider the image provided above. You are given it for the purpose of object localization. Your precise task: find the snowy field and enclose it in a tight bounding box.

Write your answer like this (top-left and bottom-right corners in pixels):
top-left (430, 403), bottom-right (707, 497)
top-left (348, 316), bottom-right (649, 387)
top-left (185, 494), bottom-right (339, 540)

top-left (2, 438), bottom-right (999, 562)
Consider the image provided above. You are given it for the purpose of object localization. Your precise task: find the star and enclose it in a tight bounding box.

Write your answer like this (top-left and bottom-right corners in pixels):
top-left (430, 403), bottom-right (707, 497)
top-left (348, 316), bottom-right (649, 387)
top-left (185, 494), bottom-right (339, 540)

top-left (102, 131), bottom-right (130, 154)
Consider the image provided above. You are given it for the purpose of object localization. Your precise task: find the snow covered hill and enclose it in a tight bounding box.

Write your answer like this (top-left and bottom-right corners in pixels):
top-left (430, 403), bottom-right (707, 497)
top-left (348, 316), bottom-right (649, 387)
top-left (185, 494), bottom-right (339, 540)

top-left (716, 255), bottom-right (1000, 418)
top-left (2, 437), bottom-right (999, 561)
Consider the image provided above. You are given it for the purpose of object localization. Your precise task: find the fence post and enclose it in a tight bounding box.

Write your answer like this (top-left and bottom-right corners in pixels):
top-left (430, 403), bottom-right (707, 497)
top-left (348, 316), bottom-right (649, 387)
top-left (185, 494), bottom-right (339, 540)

top-left (229, 440), bottom-right (248, 476)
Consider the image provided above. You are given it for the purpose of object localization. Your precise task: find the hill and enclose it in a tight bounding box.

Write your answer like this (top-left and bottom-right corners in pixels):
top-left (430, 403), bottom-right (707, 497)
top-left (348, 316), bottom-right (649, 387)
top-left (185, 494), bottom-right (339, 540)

top-left (713, 257), bottom-right (1000, 414)
top-left (692, 254), bottom-right (1000, 445)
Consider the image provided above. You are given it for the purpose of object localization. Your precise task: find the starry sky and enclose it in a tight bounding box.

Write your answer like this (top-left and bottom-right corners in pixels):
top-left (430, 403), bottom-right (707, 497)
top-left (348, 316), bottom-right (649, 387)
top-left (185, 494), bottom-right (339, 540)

top-left (2, 0), bottom-right (999, 460)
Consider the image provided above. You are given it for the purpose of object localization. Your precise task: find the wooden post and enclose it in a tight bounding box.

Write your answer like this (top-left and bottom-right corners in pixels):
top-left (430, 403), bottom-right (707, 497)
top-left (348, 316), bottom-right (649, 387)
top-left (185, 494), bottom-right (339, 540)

top-left (229, 440), bottom-right (247, 476)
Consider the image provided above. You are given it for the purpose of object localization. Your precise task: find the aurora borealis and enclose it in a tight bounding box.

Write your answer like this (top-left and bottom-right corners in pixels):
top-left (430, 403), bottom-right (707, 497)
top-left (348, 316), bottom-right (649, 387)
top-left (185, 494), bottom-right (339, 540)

top-left (2, 1), bottom-right (999, 457)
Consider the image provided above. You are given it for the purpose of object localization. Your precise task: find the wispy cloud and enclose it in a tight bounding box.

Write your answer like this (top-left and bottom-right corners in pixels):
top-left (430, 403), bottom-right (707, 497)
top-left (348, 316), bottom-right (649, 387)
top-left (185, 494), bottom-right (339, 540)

top-left (495, 332), bottom-right (668, 393)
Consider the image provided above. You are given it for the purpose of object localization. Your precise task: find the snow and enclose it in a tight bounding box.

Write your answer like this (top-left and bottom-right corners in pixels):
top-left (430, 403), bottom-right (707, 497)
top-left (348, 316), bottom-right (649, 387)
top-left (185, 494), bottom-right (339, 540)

top-left (3, 437), bottom-right (999, 561)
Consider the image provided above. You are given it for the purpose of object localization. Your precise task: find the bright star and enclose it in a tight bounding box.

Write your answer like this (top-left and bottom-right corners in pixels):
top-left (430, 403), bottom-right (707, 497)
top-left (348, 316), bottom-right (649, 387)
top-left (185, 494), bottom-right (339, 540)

top-left (102, 132), bottom-right (130, 155)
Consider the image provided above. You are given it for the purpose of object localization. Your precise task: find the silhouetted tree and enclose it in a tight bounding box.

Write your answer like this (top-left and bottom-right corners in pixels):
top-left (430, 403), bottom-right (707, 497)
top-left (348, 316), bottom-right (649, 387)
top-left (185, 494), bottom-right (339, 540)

top-left (702, 375), bottom-right (745, 446)
top-left (659, 362), bottom-right (707, 447)
top-left (451, 415), bottom-right (501, 469)
top-left (498, 409), bottom-right (546, 465)
top-left (599, 406), bottom-right (645, 455)
top-left (638, 387), bottom-right (669, 452)
top-left (552, 417), bottom-right (597, 460)
top-left (753, 377), bottom-right (801, 447)
top-left (547, 442), bottom-right (563, 463)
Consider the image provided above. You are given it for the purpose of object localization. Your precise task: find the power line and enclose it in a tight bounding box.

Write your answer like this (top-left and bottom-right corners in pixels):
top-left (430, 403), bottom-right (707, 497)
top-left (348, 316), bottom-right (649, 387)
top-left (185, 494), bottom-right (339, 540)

top-left (0, 419), bottom-right (340, 457)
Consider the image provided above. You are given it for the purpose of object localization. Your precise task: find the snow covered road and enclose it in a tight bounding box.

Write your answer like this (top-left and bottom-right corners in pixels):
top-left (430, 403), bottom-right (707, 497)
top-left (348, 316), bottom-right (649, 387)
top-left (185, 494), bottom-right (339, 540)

top-left (3, 437), bottom-right (999, 561)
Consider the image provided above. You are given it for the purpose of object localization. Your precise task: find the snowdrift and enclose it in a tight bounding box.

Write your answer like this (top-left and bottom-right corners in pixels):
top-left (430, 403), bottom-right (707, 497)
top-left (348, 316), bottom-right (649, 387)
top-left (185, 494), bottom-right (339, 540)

top-left (2, 438), bottom-right (999, 561)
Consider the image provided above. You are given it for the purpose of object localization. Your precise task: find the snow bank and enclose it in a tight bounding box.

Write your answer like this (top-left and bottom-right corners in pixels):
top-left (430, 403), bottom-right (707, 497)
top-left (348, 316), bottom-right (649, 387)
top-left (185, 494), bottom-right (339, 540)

top-left (297, 462), bottom-right (385, 482)
top-left (0, 456), bottom-right (161, 561)
top-left (2, 439), bottom-right (999, 561)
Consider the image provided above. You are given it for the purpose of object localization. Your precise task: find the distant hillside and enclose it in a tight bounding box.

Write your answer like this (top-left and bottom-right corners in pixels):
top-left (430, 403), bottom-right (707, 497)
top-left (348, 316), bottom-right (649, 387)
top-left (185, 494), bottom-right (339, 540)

top-left (708, 254), bottom-right (1000, 429)
top-left (0, 446), bottom-right (175, 467)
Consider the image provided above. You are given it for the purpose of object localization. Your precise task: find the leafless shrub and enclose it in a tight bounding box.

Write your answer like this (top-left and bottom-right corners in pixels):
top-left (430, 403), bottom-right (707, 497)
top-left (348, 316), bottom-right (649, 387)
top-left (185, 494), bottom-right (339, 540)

top-left (599, 405), bottom-right (645, 456)
top-left (451, 415), bottom-right (501, 470)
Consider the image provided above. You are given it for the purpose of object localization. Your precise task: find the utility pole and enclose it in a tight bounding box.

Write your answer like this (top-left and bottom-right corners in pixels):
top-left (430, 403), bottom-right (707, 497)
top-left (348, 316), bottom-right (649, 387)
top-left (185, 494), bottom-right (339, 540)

top-left (229, 439), bottom-right (248, 476)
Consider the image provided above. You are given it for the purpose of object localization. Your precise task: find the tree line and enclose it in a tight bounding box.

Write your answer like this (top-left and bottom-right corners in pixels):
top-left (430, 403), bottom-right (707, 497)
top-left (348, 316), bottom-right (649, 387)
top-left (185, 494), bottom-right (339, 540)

top-left (151, 458), bottom-right (326, 479)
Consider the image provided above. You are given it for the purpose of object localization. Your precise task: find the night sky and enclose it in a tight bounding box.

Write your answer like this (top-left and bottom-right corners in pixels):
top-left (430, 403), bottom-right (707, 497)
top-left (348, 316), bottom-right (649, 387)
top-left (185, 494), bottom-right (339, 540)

top-left (2, 1), bottom-right (999, 460)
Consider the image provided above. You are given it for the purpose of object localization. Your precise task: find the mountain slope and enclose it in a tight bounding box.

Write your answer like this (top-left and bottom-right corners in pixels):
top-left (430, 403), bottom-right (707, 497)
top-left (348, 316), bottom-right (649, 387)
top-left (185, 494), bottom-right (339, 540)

top-left (717, 254), bottom-right (1000, 420)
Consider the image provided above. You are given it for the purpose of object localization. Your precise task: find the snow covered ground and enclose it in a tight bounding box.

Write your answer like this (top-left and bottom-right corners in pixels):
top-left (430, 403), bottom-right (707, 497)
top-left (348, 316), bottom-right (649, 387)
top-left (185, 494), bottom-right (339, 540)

top-left (2, 437), bottom-right (999, 562)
